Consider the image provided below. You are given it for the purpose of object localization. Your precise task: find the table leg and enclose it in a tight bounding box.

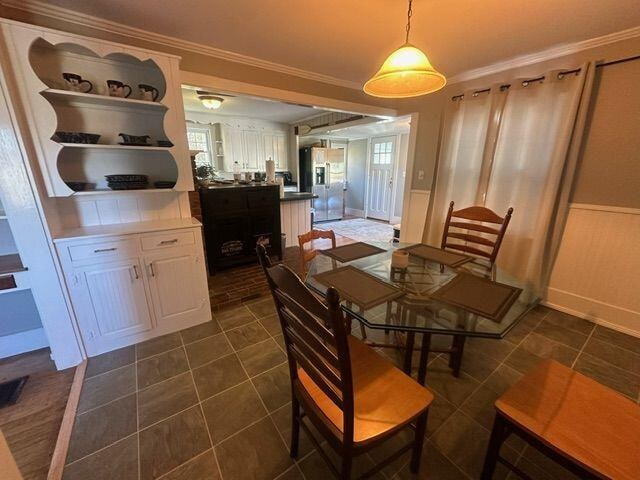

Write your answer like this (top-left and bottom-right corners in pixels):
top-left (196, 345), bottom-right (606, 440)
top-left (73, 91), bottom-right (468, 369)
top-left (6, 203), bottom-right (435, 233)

top-left (416, 333), bottom-right (431, 385)
top-left (403, 331), bottom-right (415, 374)
top-left (451, 336), bottom-right (466, 378)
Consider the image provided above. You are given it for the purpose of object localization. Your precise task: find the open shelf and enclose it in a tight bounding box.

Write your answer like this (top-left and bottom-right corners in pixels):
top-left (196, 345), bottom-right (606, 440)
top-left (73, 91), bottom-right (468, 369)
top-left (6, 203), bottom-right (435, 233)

top-left (57, 143), bottom-right (171, 152)
top-left (0, 254), bottom-right (27, 275)
top-left (73, 188), bottom-right (175, 196)
top-left (42, 89), bottom-right (168, 111)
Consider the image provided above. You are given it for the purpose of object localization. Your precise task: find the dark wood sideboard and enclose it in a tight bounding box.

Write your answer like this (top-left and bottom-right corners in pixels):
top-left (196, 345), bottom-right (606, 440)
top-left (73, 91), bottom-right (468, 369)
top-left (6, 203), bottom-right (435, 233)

top-left (200, 184), bottom-right (282, 272)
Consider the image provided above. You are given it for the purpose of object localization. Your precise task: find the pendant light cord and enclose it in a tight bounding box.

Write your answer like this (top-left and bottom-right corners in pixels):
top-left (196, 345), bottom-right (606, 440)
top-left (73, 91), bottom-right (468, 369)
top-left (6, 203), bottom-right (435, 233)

top-left (405, 0), bottom-right (413, 44)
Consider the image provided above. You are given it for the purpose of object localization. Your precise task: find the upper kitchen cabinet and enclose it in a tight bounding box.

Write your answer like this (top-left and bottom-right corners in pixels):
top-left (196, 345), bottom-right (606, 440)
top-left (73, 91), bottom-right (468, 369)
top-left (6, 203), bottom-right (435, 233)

top-left (263, 132), bottom-right (288, 169)
top-left (0, 21), bottom-right (192, 196)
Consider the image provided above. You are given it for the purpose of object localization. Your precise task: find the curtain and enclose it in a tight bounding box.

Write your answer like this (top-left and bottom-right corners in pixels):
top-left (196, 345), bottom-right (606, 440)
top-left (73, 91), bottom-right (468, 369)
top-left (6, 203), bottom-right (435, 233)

top-left (426, 64), bottom-right (593, 297)
top-left (426, 91), bottom-right (494, 246)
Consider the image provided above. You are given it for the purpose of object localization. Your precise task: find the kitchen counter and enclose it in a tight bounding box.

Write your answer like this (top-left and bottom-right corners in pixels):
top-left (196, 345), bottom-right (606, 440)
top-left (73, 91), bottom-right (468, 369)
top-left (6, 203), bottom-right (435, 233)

top-left (280, 192), bottom-right (316, 202)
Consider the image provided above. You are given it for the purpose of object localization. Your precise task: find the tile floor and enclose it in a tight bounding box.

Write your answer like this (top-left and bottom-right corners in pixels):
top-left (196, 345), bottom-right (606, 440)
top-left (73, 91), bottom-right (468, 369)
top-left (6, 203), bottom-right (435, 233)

top-left (315, 218), bottom-right (395, 244)
top-left (62, 294), bottom-right (640, 480)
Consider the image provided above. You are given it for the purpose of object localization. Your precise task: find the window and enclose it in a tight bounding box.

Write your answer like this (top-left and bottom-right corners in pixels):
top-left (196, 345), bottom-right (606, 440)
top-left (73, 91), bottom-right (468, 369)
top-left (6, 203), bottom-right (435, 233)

top-left (187, 128), bottom-right (213, 168)
top-left (373, 140), bottom-right (393, 164)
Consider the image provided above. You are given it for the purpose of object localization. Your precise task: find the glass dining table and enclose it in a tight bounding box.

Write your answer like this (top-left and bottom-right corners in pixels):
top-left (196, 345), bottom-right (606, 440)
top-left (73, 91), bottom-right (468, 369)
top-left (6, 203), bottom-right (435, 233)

top-left (304, 242), bottom-right (538, 385)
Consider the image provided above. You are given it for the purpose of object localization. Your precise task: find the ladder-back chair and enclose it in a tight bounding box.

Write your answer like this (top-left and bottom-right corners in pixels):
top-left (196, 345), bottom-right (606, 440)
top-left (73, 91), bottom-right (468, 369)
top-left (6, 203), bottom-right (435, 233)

top-left (257, 245), bottom-right (433, 479)
top-left (298, 229), bottom-right (336, 275)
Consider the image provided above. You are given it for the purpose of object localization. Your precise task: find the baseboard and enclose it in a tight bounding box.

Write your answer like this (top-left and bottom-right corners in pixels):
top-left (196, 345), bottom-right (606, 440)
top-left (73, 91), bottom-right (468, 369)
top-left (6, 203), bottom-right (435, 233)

top-left (345, 208), bottom-right (365, 217)
top-left (48, 360), bottom-right (86, 480)
top-left (0, 328), bottom-right (49, 358)
top-left (544, 287), bottom-right (640, 338)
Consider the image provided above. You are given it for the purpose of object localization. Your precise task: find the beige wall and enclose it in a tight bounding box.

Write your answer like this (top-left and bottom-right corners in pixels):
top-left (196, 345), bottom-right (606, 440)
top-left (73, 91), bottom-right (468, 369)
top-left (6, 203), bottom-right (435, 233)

top-left (571, 58), bottom-right (640, 208)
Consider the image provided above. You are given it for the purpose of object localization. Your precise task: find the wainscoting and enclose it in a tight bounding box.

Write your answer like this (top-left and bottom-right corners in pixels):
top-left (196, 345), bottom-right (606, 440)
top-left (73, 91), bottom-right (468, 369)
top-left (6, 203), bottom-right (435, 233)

top-left (546, 203), bottom-right (640, 337)
top-left (400, 189), bottom-right (430, 243)
top-left (280, 201), bottom-right (311, 247)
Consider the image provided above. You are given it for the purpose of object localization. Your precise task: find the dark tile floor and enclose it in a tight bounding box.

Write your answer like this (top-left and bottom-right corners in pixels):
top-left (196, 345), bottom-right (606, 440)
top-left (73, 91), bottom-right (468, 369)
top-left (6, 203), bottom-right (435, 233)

top-left (62, 293), bottom-right (640, 480)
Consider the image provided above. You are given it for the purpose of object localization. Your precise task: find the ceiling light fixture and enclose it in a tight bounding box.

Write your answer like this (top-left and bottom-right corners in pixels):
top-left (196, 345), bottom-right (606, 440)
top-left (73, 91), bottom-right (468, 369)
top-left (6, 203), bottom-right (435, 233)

top-left (363, 0), bottom-right (446, 98)
top-left (199, 95), bottom-right (224, 109)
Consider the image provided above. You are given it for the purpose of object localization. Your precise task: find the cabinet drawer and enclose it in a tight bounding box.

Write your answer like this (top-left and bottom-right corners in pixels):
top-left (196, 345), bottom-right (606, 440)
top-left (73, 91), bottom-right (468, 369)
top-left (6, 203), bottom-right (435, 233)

top-left (68, 238), bottom-right (137, 263)
top-left (247, 190), bottom-right (277, 208)
top-left (141, 231), bottom-right (195, 251)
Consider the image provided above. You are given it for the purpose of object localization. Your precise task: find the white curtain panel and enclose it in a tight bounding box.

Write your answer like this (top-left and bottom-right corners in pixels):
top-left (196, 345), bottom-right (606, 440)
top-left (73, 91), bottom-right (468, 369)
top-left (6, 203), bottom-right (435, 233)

top-left (485, 70), bottom-right (587, 295)
top-left (426, 93), bottom-right (493, 246)
top-left (426, 65), bottom-right (591, 297)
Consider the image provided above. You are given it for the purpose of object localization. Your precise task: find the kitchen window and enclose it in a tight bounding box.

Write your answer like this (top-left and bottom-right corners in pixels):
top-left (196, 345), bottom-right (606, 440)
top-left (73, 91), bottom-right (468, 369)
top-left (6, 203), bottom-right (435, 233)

top-left (187, 127), bottom-right (213, 168)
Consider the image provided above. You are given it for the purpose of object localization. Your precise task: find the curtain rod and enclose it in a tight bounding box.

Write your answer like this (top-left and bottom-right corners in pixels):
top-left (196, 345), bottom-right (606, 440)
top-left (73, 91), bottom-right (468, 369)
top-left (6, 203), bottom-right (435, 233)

top-left (451, 68), bottom-right (582, 101)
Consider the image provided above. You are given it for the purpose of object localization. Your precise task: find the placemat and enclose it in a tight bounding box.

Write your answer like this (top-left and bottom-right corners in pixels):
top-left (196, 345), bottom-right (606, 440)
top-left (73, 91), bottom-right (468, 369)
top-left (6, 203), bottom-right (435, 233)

top-left (320, 242), bottom-right (386, 263)
top-left (430, 273), bottom-right (522, 322)
top-left (400, 244), bottom-right (472, 268)
top-left (313, 265), bottom-right (404, 310)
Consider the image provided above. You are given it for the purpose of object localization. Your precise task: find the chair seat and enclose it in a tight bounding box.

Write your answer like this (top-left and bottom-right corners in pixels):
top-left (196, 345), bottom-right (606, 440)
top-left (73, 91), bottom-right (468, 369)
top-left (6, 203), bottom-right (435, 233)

top-left (298, 336), bottom-right (433, 446)
top-left (496, 359), bottom-right (640, 480)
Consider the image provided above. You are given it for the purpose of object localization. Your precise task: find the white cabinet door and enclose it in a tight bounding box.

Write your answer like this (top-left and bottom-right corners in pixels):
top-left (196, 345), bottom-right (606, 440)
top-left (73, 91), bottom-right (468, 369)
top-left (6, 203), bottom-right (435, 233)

top-left (242, 130), bottom-right (263, 170)
top-left (262, 132), bottom-right (275, 166)
top-left (73, 259), bottom-right (152, 349)
top-left (275, 133), bottom-right (288, 170)
top-left (220, 124), bottom-right (244, 171)
top-left (143, 250), bottom-right (207, 325)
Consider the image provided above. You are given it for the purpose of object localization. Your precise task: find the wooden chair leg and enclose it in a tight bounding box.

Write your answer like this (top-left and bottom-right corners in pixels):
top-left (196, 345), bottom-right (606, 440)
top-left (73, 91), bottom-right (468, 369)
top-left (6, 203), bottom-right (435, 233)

top-left (410, 410), bottom-right (429, 473)
top-left (290, 397), bottom-right (300, 458)
top-left (403, 331), bottom-right (416, 374)
top-left (480, 413), bottom-right (509, 480)
top-left (341, 452), bottom-right (353, 480)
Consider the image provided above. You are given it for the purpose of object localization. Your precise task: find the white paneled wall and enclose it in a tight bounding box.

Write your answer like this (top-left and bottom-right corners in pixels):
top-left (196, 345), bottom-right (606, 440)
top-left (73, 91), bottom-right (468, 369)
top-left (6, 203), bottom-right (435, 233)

top-left (546, 204), bottom-right (640, 336)
top-left (280, 200), bottom-right (312, 247)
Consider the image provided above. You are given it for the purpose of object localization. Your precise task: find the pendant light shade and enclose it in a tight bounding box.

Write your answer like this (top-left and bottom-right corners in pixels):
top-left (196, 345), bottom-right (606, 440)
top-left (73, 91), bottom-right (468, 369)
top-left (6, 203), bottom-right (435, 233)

top-left (363, 0), bottom-right (446, 98)
top-left (363, 44), bottom-right (446, 98)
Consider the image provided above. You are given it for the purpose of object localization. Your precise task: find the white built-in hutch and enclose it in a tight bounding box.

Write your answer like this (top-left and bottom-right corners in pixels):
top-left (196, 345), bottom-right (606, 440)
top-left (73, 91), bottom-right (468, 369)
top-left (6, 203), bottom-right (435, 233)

top-left (0, 19), bottom-right (211, 359)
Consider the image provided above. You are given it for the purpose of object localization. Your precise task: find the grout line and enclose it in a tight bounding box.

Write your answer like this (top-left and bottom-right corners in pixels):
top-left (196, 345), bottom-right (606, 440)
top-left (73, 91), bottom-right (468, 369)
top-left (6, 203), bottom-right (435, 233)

top-left (135, 344), bottom-right (141, 480)
top-left (180, 331), bottom-right (224, 480)
top-left (82, 361), bottom-right (135, 381)
top-left (571, 324), bottom-right (596, 369)
top-left (136, 344), bottom-right (184, 362)
top-left (155, 449), bottom-right (214, 480)
top-left (64, 432), bottom-right (139, 469)
top-left (75, 389), bottom-right (136, 417)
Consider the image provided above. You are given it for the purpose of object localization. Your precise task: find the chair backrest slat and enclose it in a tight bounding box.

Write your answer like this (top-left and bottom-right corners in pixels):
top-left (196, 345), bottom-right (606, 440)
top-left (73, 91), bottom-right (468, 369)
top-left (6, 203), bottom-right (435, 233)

top-left (280, 309), bottom-right (340, 368)
top-left (289, 345), bottom-right (344, 408)
top-left (273, 290), bottom-right (335, 345)
top-left (441, 201), bottom-right (513, 267)
top-left (285, 325), bottom-right (343, 390)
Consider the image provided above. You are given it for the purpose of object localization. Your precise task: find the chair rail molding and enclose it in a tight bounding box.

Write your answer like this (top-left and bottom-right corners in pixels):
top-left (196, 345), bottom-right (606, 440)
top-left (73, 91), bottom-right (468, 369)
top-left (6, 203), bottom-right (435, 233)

top-left (0, 0), bottom-right (362, 90)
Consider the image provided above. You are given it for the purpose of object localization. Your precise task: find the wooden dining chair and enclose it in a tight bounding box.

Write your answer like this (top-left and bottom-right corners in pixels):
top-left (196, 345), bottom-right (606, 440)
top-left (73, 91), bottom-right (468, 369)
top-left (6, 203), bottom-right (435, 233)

top-left (441, 201), bottom-right (513, 277)
top-left (298, 229), bottom-right (336, 275)
top-left (257, 245), bottom-right (434, 479)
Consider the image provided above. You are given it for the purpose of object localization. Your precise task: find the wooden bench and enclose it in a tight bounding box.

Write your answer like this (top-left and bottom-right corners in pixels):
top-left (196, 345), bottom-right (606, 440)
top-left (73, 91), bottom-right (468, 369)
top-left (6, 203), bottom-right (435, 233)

top-left (481, 359), bottom-right (640, 480)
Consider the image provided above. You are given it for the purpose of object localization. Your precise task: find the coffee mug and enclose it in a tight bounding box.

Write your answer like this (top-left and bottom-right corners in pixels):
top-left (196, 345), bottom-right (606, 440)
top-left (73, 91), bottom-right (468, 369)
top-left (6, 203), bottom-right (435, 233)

top-left (138, 84), bottom-right (159, 102)
top-left (62, 73), bottom-right (92, 93)
top-left (106, 80), bottom-right (132, 98)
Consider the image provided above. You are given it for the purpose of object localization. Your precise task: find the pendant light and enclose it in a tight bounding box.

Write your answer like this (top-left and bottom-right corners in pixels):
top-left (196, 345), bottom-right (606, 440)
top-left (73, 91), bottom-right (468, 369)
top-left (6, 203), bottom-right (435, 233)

top-left (363, 0), bottom-right (446, 98)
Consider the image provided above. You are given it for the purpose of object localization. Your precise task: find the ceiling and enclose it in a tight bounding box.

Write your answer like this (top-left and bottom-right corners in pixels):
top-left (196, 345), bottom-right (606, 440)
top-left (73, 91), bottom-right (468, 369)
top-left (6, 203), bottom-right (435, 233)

top-left (312, 116), bottom-right (412, 140)
top-left (42, 0), bottom-right (640, 85)
top-left (182, 87), bottom-right (321, 123)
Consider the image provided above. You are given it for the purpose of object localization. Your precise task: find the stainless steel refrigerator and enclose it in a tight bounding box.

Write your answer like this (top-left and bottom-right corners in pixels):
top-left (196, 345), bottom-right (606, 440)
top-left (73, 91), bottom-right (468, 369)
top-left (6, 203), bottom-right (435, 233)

top-left (299, 147), bottom-right (345, 222)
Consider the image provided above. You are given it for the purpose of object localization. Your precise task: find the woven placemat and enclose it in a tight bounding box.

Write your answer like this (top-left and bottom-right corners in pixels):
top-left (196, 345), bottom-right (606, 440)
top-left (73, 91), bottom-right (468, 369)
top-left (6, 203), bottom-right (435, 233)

top-left (313, 265), bottom-right (404, 310)
top-left (431, 273), bottom-right (522, 322)
top-left (320, 242), bottom-right (386, 263)
top-left (400, 244), bottom-right (472, 268)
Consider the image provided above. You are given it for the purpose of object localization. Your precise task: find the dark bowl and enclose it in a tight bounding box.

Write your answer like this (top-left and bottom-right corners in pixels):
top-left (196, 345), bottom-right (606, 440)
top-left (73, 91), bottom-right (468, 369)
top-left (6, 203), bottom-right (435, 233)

top-left (105, 174), bottom-right (148, 183)
top-left (54, 131), bottom-right (101, 144)
top-left (65, 181), bottom-right (94, 191)
top-left (153, 181), bottom-right (176, 189)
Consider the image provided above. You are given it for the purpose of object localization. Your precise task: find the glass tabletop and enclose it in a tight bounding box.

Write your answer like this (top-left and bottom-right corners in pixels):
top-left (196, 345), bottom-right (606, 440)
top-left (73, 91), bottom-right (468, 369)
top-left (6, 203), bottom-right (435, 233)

top-left (305, 242), bottom-right (538, 338)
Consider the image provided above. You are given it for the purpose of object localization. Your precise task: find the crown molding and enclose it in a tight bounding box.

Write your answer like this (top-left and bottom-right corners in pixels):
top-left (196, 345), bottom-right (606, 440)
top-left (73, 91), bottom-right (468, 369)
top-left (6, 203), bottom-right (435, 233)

top-left (0, 0), bottom-right (363, 90)
top-left (449, 25), bottom-right (640, 85)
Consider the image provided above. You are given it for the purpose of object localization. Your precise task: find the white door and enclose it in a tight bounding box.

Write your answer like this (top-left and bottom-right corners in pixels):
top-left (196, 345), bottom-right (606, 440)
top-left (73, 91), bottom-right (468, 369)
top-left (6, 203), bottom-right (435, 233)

top-left (73, 259), bottom-right (153, 351)
top-left (242, 130), bottom-right (262, 170)
top-left (144, 250), bottom-right (206, 324)
top-left (367, 136), bottom-right (396, 221)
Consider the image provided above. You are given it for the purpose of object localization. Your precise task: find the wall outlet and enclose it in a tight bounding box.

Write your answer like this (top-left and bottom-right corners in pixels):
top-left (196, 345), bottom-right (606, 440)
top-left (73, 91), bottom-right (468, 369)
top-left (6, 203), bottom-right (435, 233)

top-left (418, 170), bottom-right (425, 180)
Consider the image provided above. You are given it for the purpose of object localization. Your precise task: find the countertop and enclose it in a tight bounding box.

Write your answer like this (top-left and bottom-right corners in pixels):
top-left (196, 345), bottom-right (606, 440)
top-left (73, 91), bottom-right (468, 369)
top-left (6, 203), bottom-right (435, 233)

top-left (280, 192), bottom-right (316, 202)
top-left (53, 218), bottom-right (202, 242)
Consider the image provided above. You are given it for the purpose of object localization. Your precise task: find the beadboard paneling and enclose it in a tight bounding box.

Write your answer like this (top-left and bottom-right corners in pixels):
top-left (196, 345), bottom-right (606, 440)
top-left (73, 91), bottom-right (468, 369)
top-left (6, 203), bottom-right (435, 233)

top-left (280, 201), bottom-right (311, 247)
top-left (546, 203), bottom-right (640, 336)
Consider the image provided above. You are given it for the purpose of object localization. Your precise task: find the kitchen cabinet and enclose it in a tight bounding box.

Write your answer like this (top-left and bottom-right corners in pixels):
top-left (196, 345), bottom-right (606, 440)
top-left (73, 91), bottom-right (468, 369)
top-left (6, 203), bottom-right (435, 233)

top-left (72, 259), bottom-right (153, 347)
top-left (144, 250), bottom-right (204, 325)
top-left (263, 132), bottom-right (288, 170)
top-left (55, 220), bottom-right (211, 356)
top-left (220, 124), bottom-right (244, 172)
top-left (242, 130), bottom-right (263, 170)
